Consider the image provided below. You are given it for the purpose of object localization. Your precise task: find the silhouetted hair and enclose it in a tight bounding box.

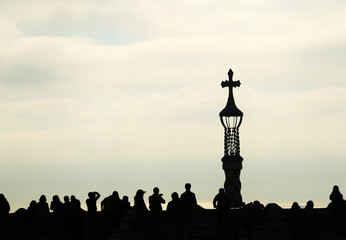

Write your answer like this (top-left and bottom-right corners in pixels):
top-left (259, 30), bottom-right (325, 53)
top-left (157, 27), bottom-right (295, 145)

top-left (291, 202), bottom-right (300, 210)
top-left (135, 189), bottom-right (146, 197)
top-left (185, 183), bottom-right (191, 191)
top-left (306, 200), bottom-right (314, 209)
top-left (112, 191), bottom-right (119, 199)
top-left (171, 192), bottom-right (178, 199)
top-left (39, 195), bottom-right (47, 202)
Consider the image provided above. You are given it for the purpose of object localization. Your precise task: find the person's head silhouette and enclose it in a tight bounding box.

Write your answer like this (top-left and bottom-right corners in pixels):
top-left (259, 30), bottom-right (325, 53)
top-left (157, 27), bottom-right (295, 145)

top-left (136, 189), bottom-right (145, 198)
top-left (39, 195), bottom-right (47, 203)
top-left (112, 191), bottom-right (119, 199)
top-left (306, 200), bottom-right (314, 210)
top-left (52, 195), bottom-right (60, 202)
top-left (88, 192), bottom-right (93, 199)
top-left (64, 196), bottom-right (69, 203)
top-left (332, 185), bottom-right (340, 193)
top-left (171, 192), bottom-right (178, 200)
top-left (185, 183), bottom-right (191, 191)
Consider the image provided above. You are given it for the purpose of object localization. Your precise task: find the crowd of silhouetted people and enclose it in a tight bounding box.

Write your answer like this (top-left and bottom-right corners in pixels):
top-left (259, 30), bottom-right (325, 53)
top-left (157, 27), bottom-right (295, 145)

top-left (0, 183), bottom-right (198, 240)
top-left (0, 184), bottom-right (346, 239)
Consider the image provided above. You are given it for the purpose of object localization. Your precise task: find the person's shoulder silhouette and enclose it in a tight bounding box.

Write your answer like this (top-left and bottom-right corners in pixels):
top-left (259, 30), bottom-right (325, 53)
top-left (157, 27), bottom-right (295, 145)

top-left (121, 196), bottom-right (131, 210)
top-left (37, 195), bottom-right (49, 213)
top-left (0, 194), bottom-right (10, 216)
top-left (70, 195), bottom-right (81, 210)
top-left (0, 193), bottom-right (10, 227)
top-left (50, 195), bottom-right (63, 213)
top-left (213, 188), bottom-right (230, 211)
top-left (27, 200), bottom-right (37, 225)
top-left (330, 185), bottom-right (343, 202)
top-left (180, 183), bottom-right (197, 209)
top-left (149, 187), bottom-right (165, 213)
top-left (86, 192), bottom-right (100, 212)
top-left (167, 192), bottom-right (183, 217)
top-left (134, 189), bottom-right (148, 212)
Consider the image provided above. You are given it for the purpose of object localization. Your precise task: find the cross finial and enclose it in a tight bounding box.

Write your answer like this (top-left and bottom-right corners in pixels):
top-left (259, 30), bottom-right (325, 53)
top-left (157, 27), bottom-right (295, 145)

top-left (221, 68), bottom-right (241, 88)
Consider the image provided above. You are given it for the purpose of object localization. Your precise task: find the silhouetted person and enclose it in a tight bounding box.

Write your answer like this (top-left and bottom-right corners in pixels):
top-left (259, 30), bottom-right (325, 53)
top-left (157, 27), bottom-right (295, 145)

top-left (27, 200), bottom-right (37, 227)
top-left (36, 195), bottom-right (49, 239)
top-left (251, 200), bottom-right (263, 224)
top-left (87, 191), bottom-right (100, 212)
top-left (70, 195), bottom-right (83, 240)
top-left (286, 202), bottom-right (302, 239)
top-left (180, 183), bottom-right (197, 239)
top-left (327, 185), bottom-right (346, 237)
top-left (148, 187), bottom-right (165, 237)
top-left (50, 195), bottom-right (63, 213)
top-left (112, 192), bottom-right (124, 228)
top-left (121, 195), bottom-right (131, 211)
top-left (302, 200), bottom-right (321, 239)
top-left (213, 188), bottom-right (231, 240)
top-left (86, 191), bottom-right (101, 240)
top-left (50, 195), bottom-right (63, 239)
top-left (101, 191), bottom-right (122, 239)
top-left (330, 185), bottom-right (343, 202)
top-left (0, 194), bottom-right (10, 239)
top-left (71, 195), bottom-right (81, 209)
top-left (167, 192), bottom-right (184, 240)
top-left (133, 189), bottom-right (149, 230)
top-left (242, 200), bottom-right (263, 238)
top-left (61, 196), bottom-right (74, 239)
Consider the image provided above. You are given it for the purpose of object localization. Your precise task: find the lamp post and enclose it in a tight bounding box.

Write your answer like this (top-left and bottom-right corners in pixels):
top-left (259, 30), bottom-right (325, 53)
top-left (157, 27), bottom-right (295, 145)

top-left (219, 68), bottom-right (244, 207)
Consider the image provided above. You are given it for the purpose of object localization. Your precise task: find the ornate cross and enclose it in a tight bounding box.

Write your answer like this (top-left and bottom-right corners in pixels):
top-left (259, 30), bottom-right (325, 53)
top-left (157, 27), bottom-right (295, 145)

top-left (221, 69), bottom-right (241, 89)
top-left (219, 68), bottom-right (243, 117)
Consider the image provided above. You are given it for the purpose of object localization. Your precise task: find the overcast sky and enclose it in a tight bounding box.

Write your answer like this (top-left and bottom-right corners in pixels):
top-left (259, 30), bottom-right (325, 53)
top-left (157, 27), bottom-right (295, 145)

top-left (1, 0), bottom-right (346, 211)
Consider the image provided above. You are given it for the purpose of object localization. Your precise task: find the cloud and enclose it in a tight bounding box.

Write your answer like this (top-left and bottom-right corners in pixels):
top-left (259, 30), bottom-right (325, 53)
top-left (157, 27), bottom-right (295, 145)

top-left (1, 0), bottom-right (346, 209)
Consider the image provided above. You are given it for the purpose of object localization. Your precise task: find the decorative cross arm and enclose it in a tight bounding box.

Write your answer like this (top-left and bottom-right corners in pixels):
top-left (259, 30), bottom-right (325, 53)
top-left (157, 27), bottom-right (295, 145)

top-left (221, 80), bottom-right (241, 88)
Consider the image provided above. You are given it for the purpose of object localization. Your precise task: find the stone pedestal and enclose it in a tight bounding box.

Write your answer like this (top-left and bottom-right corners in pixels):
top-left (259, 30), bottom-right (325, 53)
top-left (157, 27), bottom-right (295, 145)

top-left (222, 155), bottom-right (243, 208)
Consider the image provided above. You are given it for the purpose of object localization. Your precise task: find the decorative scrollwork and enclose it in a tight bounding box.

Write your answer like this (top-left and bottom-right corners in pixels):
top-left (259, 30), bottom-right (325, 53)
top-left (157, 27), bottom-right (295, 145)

top-left (224, 127), bottom-right (240, 156)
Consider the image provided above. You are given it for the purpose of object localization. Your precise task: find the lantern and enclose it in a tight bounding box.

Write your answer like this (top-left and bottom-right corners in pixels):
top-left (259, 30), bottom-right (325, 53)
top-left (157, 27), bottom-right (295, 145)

top-left (219, 68), bottom-right (244, 207)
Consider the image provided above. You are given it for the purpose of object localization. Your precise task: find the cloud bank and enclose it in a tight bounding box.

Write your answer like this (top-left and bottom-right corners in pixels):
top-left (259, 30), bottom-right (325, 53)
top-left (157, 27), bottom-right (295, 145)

top-left (1, 0), bottom-right (346, 210)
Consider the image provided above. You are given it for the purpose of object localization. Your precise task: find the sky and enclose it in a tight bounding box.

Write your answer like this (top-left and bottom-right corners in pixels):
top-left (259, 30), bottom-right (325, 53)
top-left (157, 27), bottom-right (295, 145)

top-left (1, 0), bottom-right (346, 212)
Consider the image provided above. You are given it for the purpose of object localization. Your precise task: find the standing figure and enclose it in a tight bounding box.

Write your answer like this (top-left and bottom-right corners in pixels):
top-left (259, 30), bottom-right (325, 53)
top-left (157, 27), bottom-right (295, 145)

top-left (50, 195), bottom-right (63, 239)
top-left (62, 196), bottom-right (74, 239)
top-left (180, 183), bottom-right (198, 239)
top-left (101, 191), bottom-right (121, 238)
top-left (70, 195), bottom-right (83, 240)
top-left (167, 192), bottom-right (183, 240)
top-left (133, 189), bottom-right (149, 230)
top-left (302, 200), bottom-right (321, 239)
top-left (327, 185), bottom-right (346, 237)
top-left (0, 194), bottom-right (10, 239)
top-left (36, 195), bottom-right (50, 239)
top-left (148, 187), bottom-right (165, 237)
top-left (213, 188), bottom-right (231, 239)
top-left (86, 192), bottom-right (101, 240)
top-left (27, 200), bottom-right (37, 226)
top-left (286, 202), bottom-right (302, 239)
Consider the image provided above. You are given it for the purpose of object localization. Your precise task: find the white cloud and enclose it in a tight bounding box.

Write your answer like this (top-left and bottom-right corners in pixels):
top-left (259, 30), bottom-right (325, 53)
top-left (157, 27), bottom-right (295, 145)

top-left (1, 0), bottom-right (346, 210)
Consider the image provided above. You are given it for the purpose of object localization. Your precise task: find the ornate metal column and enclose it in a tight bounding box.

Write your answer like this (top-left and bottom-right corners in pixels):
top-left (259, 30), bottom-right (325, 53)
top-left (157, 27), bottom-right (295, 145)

top-left (219, 68), bottom-right (244, 207)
